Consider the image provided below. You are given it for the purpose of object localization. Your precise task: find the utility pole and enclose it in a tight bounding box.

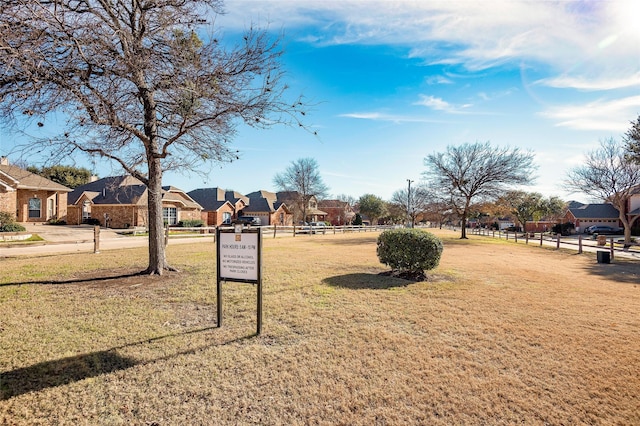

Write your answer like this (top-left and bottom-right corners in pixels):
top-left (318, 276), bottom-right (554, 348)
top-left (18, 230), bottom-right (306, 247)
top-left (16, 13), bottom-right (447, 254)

top-left (407, 179), bottom-right (413, 228)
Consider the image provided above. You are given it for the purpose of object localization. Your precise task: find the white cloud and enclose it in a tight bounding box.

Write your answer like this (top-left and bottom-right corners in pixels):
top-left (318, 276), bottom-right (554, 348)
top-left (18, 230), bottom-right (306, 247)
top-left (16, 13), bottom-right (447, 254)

top-left (220, 0), bottom-right (640, 89)
top-left (414, 95), bottom-right (451, 111)
top-left (540, 95), bottom-right (640, 132)
top-left (426, 75), bottom-right (453, 85)
top-left (413, 95), bottom-right (476, 114)
top-left (339, 111), bottom-right (448, 123)
top-left (537, 72), bottom-right (640, 91)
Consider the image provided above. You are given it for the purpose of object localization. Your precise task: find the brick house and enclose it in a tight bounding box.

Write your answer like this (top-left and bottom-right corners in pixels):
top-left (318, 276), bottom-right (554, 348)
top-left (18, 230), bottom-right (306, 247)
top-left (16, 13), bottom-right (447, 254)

top-left (67, 175), bottom-right (202, 228)
top-left (317, 199), bottom-right (355, 226)
top-left (187, 187), bottom-right (249, 226)
top-left (0, 159), bottom-right (71, 223)
top-left (564, 202), bottom-right (621, 233)
top-left (274, 191), bottom-right (326, 223)
top-left (244, 190), bottom-right (293, 225)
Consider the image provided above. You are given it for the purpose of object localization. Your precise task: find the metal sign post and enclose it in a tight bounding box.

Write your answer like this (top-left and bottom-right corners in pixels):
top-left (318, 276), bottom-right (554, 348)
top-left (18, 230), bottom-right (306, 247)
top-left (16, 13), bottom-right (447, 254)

top-left (216, 226), bottom-right (263, 335)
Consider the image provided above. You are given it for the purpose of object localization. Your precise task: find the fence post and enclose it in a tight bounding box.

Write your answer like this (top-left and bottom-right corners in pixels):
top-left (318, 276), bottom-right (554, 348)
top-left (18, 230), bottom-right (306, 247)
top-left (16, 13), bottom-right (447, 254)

top-left (556, 233), bottom-right (560, 249)
top-left (578, 235), bottom-right (582, 254)
top-left (93, 225), bottom-right (100, 254)
top-left (525, 232), bottom-right (529, 244)
top-left (273, 224), bottom-right (277, 238)
top-left (610, 238), bottom-right (614, 261)
top-left (540, 232), bottom-right (543, 246)
top-left (165, 225), bottom-right (169, 247)
top-left (515, 232), bottom-right (518, 243)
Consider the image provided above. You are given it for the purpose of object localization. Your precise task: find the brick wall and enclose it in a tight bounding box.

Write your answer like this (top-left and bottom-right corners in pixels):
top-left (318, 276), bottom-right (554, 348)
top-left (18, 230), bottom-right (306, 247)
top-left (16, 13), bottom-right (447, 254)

top-left (0, 190), bottom-right (17, 218)
top-left (203, 204), bottom-right (235, 225)
top-left (15, 189), bottom-right (63, 223)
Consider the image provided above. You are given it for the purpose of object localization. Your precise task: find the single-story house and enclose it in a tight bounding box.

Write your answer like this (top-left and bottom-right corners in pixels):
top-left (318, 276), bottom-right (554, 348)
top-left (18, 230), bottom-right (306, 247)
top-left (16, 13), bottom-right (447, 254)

top-left (564, 202), bottom-right (621, 233)
top-left (0, 159), bottom-right (71, 223)
top-left (187, 187), bottom-right (248, 226)
top-left (67, 175), bottom-right (202, 228)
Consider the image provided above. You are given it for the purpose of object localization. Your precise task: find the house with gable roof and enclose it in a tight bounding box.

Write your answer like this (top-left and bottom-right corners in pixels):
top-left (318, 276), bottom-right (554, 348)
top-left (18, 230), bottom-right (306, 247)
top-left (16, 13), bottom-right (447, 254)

top-left (317, 199), bottom-right (355, 226)
top-left (67, 175), bottom-right (201, 228)
top-left (275, 191), bottom-right (327, 223)
top-left (564, 201), bottom-right (622, 233)
top-left (244, 190), bottom-right (293, 225)
top-left (0, 158), bottom-right (72, 223)
top-left (187, 187), bottom-right (249, 226)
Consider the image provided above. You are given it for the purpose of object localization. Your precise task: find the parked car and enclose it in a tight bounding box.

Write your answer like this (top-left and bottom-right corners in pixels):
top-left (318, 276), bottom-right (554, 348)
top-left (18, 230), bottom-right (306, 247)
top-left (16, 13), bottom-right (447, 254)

top-left (232, 216), bottom-right (261, 226)
top-left (296, 221), bottom-right (311, 234)
top-left (309, 221), bottom-right (327, 234)
top-left (584, 225), bottom-right (622, 235)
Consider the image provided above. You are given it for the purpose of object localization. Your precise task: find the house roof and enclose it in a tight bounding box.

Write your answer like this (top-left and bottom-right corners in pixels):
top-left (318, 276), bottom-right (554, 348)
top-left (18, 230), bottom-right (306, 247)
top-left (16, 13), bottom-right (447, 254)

top-left (568, 203), bottom-right (620, 219)
top-left (0, 164), bottom-right (72, 192)
top-left (161, 186), bottom-right (202, 209)
top-left (247, 190), bottom-right (277, 201)
top-left (187, 188), bottom-right (229, 211)
top-left (69, 176), bottom-right (199, 208)
top-left (69, 176), bottom-right (145, 205)
top-left (567, 200), bottom-right (586, 209)
top-left (241, 189), bottom-right (289, 214)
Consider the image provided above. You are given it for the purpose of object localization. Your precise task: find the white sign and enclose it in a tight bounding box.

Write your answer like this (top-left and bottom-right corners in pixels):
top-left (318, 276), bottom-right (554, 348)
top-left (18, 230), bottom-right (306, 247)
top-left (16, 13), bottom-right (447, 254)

top-left (219, 232), bottom-right (259, 281)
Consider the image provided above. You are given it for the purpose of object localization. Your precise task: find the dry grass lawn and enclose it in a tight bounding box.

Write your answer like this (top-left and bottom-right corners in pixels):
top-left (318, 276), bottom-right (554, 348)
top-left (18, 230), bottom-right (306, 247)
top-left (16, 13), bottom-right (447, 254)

top-left (1, 229), bottom-right (639, 425)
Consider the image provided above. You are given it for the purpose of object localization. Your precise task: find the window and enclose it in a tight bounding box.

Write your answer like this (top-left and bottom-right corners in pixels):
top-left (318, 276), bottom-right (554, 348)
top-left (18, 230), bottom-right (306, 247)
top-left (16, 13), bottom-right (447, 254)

top-left (163, 207), bottom-right (177, 225)
top-left (28, 198), bottom-right (41, 218)
top-left (82, 200), bottom-right (91, 220)
top-left (222, 212), bottom-right (231, 224)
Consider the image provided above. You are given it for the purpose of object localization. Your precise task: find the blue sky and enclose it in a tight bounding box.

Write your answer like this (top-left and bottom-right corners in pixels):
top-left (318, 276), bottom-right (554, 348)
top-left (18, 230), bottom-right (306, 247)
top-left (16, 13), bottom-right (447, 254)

top-left (2, 1), bottom-right (640, 203)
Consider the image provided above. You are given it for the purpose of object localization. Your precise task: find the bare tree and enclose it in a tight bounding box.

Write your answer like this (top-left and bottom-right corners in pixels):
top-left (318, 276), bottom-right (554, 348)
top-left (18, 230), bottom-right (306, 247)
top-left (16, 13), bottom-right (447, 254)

top-left (0, 1), bottom-right (308, 274)
top-left (423, 142), bottom-right (536, 238)
top-left (565, 138), bottom-right (640, 243)
top-left (273, 158), bottom-right (328, 223)
top-left (390, 184), bottom-right (430, 227)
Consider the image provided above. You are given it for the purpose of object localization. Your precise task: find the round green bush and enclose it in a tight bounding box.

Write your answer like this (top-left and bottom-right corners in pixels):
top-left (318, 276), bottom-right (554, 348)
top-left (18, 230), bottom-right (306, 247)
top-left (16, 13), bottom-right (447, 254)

top-left (377, 228), bottom-right (443, 273)
top-left (0, 223), bottom-right (26, 232)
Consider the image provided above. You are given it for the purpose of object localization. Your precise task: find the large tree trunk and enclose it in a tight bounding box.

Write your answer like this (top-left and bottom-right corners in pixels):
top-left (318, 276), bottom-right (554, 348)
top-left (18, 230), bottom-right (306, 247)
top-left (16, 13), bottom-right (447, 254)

top-left (460, 214), bottom-right (468, 238)
top-left (145, 156), bottom-right (170, 275)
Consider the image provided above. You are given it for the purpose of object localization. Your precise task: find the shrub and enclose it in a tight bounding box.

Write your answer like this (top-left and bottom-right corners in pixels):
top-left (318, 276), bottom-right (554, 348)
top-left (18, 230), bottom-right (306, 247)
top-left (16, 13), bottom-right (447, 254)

top-left (0, 211), bottom-right (15, 227)
top-left (0, 223), bottom-right (26, 232)
top-left (177, 219), bottom-right (204, 227)
top-left (47, 218), bottom-right (67, 225)
top-left (377, 229), bottom-right (443, 274)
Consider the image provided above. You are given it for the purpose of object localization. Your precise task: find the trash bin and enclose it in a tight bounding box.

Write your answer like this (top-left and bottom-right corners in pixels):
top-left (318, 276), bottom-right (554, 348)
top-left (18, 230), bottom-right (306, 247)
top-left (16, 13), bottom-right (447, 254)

top-left (597, 235), bottom-right (607, 246)
top-left (597, 251), bottom-right (610, 264)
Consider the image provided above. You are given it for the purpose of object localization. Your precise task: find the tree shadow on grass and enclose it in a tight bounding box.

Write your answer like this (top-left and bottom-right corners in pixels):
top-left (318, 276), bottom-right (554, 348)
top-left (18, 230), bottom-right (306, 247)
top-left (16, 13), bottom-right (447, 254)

top-left (581, 258), bottom-right (640, 285)
top-left (0, 327), bottom-right (254, 401)
top-left (323, 273), bottom-right (412, 290)
top-left (0, 350), bottom-right (137, 400)
top-left (0, 270), bottom-right (151, 288)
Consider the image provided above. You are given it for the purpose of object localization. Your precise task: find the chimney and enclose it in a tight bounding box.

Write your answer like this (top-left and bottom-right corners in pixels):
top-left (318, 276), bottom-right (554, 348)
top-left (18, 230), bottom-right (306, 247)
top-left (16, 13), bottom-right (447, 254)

top-left (0, 156), bottom-right (8, 166)
top-left (90, 174), bottom-right (98, 182)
